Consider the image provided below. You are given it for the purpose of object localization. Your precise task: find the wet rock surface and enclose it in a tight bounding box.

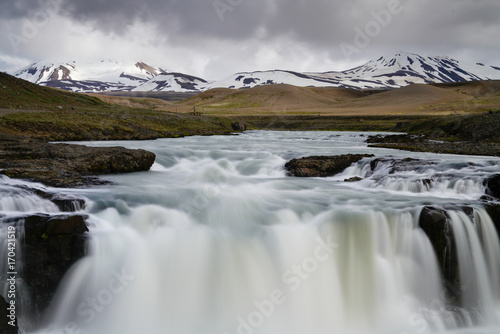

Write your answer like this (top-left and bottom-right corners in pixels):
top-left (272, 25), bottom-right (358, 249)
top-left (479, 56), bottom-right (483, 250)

top-left (0, 133), bottom-right (156, 187)
top-left (484, 174), bottom-right (500, 200)
top-left (369, 157), bottom-right (434, 173)
top-left (419, 206), bottom-right (461, 305)
top-left (285, 154), bottom-right (374, 177)
top-left (11, 184), bottom-right (87, 212)
top-left (1, 294), bottom-right (18, 334)
top-left (12, 214), bottom-right (89, 320)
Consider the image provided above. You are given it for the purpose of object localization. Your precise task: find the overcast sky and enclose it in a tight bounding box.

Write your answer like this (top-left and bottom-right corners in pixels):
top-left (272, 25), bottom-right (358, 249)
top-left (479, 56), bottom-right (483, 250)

top-left (0, 0), bottom-right (499, 80)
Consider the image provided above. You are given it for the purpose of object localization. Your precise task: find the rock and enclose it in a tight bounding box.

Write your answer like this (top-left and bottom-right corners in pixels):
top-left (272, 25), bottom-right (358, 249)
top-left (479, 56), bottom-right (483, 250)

top-left (20, 214), bottom-right (89, 319)
top-left (285, 154), bottom-right (374, 177)
top-left (50, 195), bottom-right (86, 212)
top-left (419, 206), bottom-right (461, 305)
top-left (0, 133), bottom-right (156, 187)
top-left (0, 294), bottom-right (18, 334)
top-left (10, 184), bottom-right (87, 212)
top-left (484, 174), bottom-right (500, 200)
top-left (366, 134), bottom-right (425, 144)
top-left (369, 157), bottom-right (433, 174)
top-left (367, 133), bottom-right (500, 157)
top-left (344, 177), bottom-right (363, 182)
top-left (484, 203), bottom-right (500, 239)
top-left (231, 122), bottom-right (248, 131)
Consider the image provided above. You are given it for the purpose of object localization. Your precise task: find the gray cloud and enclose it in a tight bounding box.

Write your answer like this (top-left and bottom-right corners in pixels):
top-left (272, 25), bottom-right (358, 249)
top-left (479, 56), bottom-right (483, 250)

top-left (0, 0), bottom-right (499, 78)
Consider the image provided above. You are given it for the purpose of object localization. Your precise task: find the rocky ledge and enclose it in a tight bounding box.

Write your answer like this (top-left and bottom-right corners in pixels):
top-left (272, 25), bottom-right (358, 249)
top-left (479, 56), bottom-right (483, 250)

top-left (1, 213), bottom-right (90, 324)
top-left (1, 294), bottom-right (18, 334)
top-left (0, 134), bottom-right (156, 187)
top-left (285, 154), bottom-right (374, 177)
top-left (367, 134), bottom-right (500, 157)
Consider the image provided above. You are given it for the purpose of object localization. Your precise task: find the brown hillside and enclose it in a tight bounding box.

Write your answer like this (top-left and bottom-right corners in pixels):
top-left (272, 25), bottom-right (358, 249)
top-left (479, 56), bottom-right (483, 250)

top-left (184, 84), bottom-right (368, 109)
top-left (433, 80), bottom-right (500, 98)
top-left (346, 84), bottom-right (470, 108)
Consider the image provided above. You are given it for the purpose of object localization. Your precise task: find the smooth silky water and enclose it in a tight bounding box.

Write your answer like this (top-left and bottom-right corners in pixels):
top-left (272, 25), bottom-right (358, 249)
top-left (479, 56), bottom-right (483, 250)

top-left (1, 131), bottom-right (500, 334)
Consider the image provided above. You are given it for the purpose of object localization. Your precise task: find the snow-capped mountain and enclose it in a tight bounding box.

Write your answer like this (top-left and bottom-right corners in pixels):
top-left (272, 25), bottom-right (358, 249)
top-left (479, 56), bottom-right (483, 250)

top-left (11, 52), bottom-right (500, 93)
top-left (206, 52), bottom-right (500, 90)
top-left (12, 60), bottom-right (206, 93)
top-left (310, 52), bottom-right (500, 89)
top-left (133, 73), bottom-right (207, 92)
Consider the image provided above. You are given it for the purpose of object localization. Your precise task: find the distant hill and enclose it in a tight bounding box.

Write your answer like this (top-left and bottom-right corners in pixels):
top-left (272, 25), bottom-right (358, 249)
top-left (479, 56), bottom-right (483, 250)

top-left (184, 84), bottom-right (369, 109)
top-left (181, 80), bottom-right (500, 116)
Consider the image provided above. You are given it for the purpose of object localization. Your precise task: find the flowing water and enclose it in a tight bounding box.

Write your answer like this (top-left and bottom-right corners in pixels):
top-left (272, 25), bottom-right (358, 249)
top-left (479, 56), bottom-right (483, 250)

top-left (1, 131), bottom-right (500, 334)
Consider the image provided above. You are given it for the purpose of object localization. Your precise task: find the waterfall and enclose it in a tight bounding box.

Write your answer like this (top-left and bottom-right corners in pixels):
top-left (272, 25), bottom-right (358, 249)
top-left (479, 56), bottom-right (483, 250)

top-left (1, 131), bottom-right (499, 334)
top-left (30, 206), bottom-right (499, 334)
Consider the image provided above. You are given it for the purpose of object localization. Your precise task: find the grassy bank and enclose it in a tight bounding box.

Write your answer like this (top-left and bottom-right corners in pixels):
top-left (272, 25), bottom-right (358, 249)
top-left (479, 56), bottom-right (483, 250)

top-left (0, 72), bottom-right (234, 140)
top-left (0, 109), bottom-right (234, 141)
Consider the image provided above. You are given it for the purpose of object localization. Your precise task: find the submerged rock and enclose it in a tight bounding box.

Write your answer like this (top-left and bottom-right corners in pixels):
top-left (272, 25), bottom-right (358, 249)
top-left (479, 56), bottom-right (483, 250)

top-left (344, 176), bottom-right (363, 182)
top-left (285, 154), bottom-right (374, 177)
top-left (13, 184), bottom-right (87, 212)
top-left (369, 157), bottom-right (432, 174)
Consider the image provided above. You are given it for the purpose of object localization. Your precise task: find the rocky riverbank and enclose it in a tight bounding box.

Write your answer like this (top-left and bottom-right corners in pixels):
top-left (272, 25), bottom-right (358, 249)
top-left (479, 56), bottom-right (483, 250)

top-left (367, 134), bottom-right (500, 156)
top-left (0, 133), bottom-right (156, 187)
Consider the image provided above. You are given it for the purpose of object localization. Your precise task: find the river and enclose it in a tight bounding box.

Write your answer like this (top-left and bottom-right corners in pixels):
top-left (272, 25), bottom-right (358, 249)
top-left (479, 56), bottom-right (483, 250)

top-left (1, 130), bottom-right (500, 334)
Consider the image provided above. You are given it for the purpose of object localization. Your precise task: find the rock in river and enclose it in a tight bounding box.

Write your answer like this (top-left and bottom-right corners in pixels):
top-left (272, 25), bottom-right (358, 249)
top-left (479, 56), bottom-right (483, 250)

top-left (285, 154), bottom-right (374, 177)
top-left (0, 133), bottom-right (156, 187)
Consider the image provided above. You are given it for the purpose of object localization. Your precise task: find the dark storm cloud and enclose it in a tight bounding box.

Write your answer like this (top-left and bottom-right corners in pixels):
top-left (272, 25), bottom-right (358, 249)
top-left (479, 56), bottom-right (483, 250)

top-left (1, 0), bottom-right (499, 76)
top-left (2, 0), bottom-right (499, 50)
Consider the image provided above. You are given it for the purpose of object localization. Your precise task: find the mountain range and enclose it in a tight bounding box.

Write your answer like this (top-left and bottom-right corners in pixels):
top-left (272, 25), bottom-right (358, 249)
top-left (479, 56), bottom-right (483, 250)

top-left (11, 52), bottom-right (500, 93)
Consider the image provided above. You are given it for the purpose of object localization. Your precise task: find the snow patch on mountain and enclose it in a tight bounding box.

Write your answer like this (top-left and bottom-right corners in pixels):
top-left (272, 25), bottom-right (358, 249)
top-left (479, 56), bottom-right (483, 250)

top-left (207, 52), bottom-right (500, 90)
top-left (11, 52), bottom-right (500, 93)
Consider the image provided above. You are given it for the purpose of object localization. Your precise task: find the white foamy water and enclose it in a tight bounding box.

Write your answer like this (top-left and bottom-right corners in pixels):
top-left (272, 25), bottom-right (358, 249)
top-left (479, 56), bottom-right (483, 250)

top-left (1, 131), bottom-right (499, 334)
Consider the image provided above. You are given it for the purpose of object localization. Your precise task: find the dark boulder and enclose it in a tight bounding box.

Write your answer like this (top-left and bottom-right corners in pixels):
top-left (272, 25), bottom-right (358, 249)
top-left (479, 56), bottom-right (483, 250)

top-left (419, 206), bottom-right (461, 305)
top-left (484, 174), bottom-right (500, 200)
top-left (344, 176), bottom-right (363, 182)
top-left (0, 294), bottom-right (18, 334)
top-left (485, 203), bottom-right (500, 239)
top-left (0, 135), bottom-right (156, 187)
top-left (20, 214), bottom-right (89, 319)
top-left (231, 122), bottom-right (248, 131)
top-left (285, 154), bottom-right (374, 177)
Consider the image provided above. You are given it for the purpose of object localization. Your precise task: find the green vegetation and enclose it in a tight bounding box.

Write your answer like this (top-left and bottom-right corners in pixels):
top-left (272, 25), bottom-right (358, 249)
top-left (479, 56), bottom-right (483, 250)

top-left (0, 108), bottom-right (233, 141)
top-left (399, 112), bottom-right (500, 143)
top-left (0, 72), bottom-right (233, 140)
top-left (240, 115), bottom-right (432, 132)
top-left (0, 72), bottom-right (105, 111)
top-left (1, 72), bottom-right (499, 146)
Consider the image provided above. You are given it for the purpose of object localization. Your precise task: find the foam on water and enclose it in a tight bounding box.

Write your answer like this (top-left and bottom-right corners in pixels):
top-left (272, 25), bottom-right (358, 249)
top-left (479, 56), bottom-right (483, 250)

top-left (1, 131), bottom-right (499, 334)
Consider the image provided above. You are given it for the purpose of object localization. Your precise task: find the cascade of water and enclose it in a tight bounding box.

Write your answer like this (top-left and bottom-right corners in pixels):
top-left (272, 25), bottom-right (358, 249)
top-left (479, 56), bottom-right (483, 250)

top-left (32, 205), bottom-right (500, 334)
top-left (1, 131), bottom-right (499, 334)
top-left (445, 209), bottom-right (500, 325)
